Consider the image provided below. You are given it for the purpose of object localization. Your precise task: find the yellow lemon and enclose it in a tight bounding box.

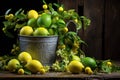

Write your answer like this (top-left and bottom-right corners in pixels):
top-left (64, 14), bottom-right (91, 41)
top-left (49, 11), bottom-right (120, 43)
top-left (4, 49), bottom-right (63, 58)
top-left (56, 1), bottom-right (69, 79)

top-left (18, 52), bottom-right (32, 64)
top-left (7, 59), bottom-right (20, 72)
top-left (67, 60), bottom-right (84, 74)
top-left (85, 67), bottom-right (93, 75)
top-left (58, 7), bottom-right (64, 12)
top-left (58, 44), bottom-right (66, 49)
top-left (18, 68), bottom-right (24, 75)
top-left (61, 27), bottom-right (68, 33)
top-left (27, 10), bottom-right (38, 19)
top-left (107, 61), bottom-right (112, 66)
top-left (19, 26), bottom-right (33, 36)
top-left (43, 4), bottom-right (48, 9)
top-left (74, 18), bottom-right (78, 23)
top-left (33, 27), bottom-right (49, 36)
top-left (39, 68), bottom-right (46, 74)
top-left (85, 67), bottom-right (91, 73)
top-left (25, 60), bottom-right (43, 73)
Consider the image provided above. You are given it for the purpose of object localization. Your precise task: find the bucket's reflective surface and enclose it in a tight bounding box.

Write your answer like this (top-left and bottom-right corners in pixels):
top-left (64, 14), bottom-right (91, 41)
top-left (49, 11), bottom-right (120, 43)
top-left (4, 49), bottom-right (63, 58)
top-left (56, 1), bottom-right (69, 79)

top-left (19, 35), bottom-right (58, 66)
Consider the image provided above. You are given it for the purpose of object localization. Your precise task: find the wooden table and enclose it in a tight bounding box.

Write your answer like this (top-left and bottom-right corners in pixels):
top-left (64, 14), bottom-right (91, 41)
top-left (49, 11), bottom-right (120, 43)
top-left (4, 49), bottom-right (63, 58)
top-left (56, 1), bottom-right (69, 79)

top-left (0, 71), bottom-right (120, 80)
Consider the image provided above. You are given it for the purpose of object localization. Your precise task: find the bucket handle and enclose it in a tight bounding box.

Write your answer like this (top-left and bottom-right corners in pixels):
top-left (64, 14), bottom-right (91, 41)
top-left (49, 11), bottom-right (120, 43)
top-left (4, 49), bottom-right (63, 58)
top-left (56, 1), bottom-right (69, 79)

top-left (66, 20), bottom-right (78, 33)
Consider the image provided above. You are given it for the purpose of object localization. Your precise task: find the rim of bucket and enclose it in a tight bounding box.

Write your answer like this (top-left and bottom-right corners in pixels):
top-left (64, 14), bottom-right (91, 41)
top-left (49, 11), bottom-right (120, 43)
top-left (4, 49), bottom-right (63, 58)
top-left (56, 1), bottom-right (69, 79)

top-left (18, 35), bottom-right (58, 38)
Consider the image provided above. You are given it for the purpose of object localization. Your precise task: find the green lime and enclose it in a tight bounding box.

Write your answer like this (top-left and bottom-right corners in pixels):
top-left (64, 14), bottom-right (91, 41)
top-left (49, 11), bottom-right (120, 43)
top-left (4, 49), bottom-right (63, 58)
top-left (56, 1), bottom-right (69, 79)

top-left (37, 13), bottom-right (52, 28)
top-left (27, 18), bottom-right (37, 28)
top-left (81, 57), bottom-right (97, 69)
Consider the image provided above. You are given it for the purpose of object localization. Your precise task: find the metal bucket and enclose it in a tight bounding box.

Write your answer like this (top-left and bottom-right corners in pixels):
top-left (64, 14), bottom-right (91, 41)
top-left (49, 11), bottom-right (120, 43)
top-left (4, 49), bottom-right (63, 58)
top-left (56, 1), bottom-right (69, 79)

top-left (19, 35), bottom-right (58, 66)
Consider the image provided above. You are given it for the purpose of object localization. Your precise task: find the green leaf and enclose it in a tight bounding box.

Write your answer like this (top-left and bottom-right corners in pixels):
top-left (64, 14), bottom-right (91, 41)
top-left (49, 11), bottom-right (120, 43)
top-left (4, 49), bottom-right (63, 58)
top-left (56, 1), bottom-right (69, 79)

top-left (24, 69), bottom-right (32, 75)
top-left (42, 0), bottom-right (46, 4)
top-left (15, 14), bottom-right (27, 22)
top-left (48, 3), bottom-right (54, 12)
top-left (15, 8), bottom-right (23, 16)
top-left (3, 30), bottom-right (14, 38)
top-left (52, 11), bottom-right (59, 17)
top-left (76, 20), bottom-right (82, 31)
top-left (101, 60), bottom-right (112, 73)
top-left (14, 23), bottom-right (26, 31)
top-left (5, 9), bottom-right (12, 15)
top-left (3, 21), bottom-right (15, 29)
top-left (50, 24), bottom-right (57, 28)
top-left (112, 65), bottom-right (120, 72)
top-left (53, 3), bottom-right (60, 7)
top-left (80, 16), bottom-right (91, 30)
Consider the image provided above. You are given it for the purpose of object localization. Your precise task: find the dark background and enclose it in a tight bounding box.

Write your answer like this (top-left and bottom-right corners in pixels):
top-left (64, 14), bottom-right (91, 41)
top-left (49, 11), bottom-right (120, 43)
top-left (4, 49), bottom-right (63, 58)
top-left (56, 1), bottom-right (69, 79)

top-left (0, 0), bottom-right (120, 61)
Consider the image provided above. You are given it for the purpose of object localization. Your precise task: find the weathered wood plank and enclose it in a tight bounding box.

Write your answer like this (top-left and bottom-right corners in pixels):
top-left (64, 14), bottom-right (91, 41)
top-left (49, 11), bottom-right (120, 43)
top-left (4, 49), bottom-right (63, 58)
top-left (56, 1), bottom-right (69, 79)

top-left (104, 0), bottom-right (120, 60)
top-left (0, 71), bottom-right (120, 80)
top-left (83, 0), bottom-right (104, 59)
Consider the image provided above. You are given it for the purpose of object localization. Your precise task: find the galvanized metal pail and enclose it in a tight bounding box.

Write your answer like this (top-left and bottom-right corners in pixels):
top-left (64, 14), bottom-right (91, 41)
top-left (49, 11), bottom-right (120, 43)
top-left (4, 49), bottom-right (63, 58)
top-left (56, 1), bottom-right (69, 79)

top-left (19, 35), bottom-right (58, 66)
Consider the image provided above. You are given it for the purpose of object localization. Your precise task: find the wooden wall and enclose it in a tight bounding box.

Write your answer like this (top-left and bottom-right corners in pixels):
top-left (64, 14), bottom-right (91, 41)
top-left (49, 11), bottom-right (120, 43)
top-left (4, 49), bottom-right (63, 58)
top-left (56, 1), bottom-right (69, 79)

top-left (104, 0), bottom-right (120, 60)
top-left (58, 0), bottom-right (120, 60)
top-left (83, 0), bottom-right (104, 59)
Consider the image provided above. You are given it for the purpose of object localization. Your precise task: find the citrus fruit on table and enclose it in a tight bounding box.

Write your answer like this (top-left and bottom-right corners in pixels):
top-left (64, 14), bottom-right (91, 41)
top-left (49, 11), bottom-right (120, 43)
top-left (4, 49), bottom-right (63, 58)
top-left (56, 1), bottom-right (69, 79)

top-left (33, 27), bottom-right (49, 36)
top-left (18, 52), bottom-right (32, 64)
top-left (81, 57), bottom-right (97, 69)
top-left (25, 60), bottom-right (43, 73)
top-left (19, 26), bottom-right (33, 36)
top-left (37, 13), bottom-right (52, 28)
top-left (27, 10), bottom-right (38, 19)
top-left (85, 66), bottom-right (93, 75)
top-left (18, 68), bottom-right (24, 75)
top-left (67, 60), bottom-right (84, 74)
top-left (7, 59), bottom-right (20, 72)
top-left (27, 18), bottom-right (37, 28)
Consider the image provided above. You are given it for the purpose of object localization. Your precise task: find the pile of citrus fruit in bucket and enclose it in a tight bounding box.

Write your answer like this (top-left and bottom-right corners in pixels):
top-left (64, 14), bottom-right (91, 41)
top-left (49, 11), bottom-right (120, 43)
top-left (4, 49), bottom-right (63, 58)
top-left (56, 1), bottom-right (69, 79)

top-left (0, 0), bottom-right (120, 75)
